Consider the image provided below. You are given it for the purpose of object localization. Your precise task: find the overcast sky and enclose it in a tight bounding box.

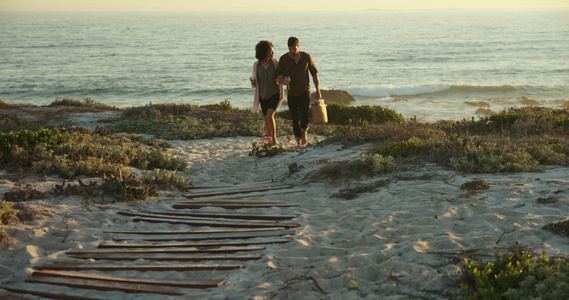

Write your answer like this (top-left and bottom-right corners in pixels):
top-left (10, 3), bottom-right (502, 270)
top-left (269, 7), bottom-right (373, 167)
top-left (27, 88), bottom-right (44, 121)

top-left (1, 0), bottom-right (568, 12)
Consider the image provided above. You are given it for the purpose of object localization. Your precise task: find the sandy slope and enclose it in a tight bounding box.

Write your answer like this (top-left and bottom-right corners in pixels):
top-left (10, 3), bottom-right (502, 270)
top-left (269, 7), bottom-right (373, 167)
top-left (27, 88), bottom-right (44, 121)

top-left (1, 114), bottom-right (569, 299)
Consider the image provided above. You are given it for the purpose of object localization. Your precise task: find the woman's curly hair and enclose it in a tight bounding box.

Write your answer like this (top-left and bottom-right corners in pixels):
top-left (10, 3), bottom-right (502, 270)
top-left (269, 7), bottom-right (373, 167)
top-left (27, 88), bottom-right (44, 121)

top-left (255, 40), bottom-right (273, 61)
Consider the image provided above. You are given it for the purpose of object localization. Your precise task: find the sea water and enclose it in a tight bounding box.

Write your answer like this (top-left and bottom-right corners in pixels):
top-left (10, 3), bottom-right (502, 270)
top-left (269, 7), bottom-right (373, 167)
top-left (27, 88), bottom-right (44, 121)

top-left (1, 10), bottom-right (568, 121)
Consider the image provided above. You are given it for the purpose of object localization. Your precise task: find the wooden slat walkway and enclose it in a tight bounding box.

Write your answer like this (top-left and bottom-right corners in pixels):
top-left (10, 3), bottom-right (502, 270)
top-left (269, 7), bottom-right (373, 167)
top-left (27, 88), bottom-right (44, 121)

top-left (172, 202), bottom-right (299, 209)
top-left (98, 237), bottom-right (293, 249)
top-left (30, 270), bottom-right (225, 288)
top-left (104, 226), bottom-right (290, 235)
top-left (36, 262), bottom-right (245, 271)
top-left (110, 228), bottom-right (297, 242)
top-left (3, 182), bottom-right (300, 298)
top-left (133, 210), bottom-right (299, 220)
top-left (131, 216), bottom-right (300, 228)
top-left (183, 184), bottom-right (294, 198)
top-left (68, 245), bottom-right (265, 254)
top-left (67, 252), bottom-right (264, 262)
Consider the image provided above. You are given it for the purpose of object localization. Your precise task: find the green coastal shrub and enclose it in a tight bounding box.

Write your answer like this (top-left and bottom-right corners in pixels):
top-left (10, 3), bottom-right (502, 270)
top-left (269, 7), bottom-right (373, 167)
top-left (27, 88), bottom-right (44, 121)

top-left (462, 251), bottom-right (569, 299)
top-left (122, 100), bottom-right (235, 120)
top-left (326, 103), bottom-right (405, 125)
top-left (440, 107), bottom-right (569, 136)
top-left (101, 173), bottom-right (158, 202)
top-left (249, 138), bottom-right (298, 158)
top-left (1, 128), bottom-right (186, 181)
top-left (447, 138), bottom-right (543, 173)
top-left (142, 169), bottom-right (189, 188)
top-left (0, 128), bottom-right (75, 161)
top-left (48, 97), bottom-right (120, 111)
top-left (352, 153), bottom-right (395, 174)
top-left (377, 137), bottom-right (429, 158)
top-left (275, 103), bottom-right (405, 126)
top-left (111, 111), bottom-right (292, 140)
top-left (32, 155), bottom-right (131, 179)
top-left (0, 200), bottom-right (18, 225)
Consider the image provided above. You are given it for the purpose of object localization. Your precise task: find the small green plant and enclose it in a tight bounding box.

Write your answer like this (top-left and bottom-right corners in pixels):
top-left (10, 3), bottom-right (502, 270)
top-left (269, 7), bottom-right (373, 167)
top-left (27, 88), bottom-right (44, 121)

top-left (101, 172), bottom-right (158, 202)
top-left (326, 102), bottom-right (405, 125)
top-left (347, 279), bottom-right (359, 290)
top-left (142, 169), bottom-right (189, 188)
top-left (48, 97), bottom-right (120, 111)
top-left (353, 153), bottom-right (395, 174)
top-left (378, 137), bottom-right (427, 158)
top-left (462, 250), bottom-right (569, 299)
top-left (0, 200), bottom-right (19, 225)
top-left (249, 137), bottom-right (297, 158)
top-left (0, 128), bottom-right (75, 161)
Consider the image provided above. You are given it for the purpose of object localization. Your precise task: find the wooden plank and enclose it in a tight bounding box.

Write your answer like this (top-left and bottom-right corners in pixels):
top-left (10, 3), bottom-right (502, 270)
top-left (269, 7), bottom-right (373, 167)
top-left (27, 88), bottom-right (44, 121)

top-left (132, 216), bottom-right (300, 229)
top-left (183, 185), bottom-right (293, 198)
top-left (174, 199), bottom-right (286, 204)
top-left (99, 237), bottom-right (292, 249)
top-left (0, 284), bottom-right (104, 300)
top-left (0, 294), bottom-right (34, 300)
top-left (187, 188), bottom-right (307, 200)
top-left (136, 210), bottom-right (299, 220)
top-left (185, 181), bottom-right (283, 192)
top-left (185, 183), bottom-right (291, 193)
top-left (119, 211), bottom-right (278, 224)
top-left (110, 229), bottom-right (297, 242)
top-left (26, 276), bottom-right (194, 295)
top-left (68, 245), bottom-right (265, 255)
top-left (67, 253), bottom-right (263, 262)
top-left (172, 203), bottom-right (299, 209)
top-left (36, 262), bottom-right (245, 272)
top-left (31, 270), bottom-right (225, 288)
top-left (104, 227), bottom-right (289, 235)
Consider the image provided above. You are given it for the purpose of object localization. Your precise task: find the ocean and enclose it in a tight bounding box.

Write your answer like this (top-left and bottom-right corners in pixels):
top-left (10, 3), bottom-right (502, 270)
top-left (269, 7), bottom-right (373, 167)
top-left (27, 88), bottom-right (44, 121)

top-left (1, 10), bottom-right (568, 121)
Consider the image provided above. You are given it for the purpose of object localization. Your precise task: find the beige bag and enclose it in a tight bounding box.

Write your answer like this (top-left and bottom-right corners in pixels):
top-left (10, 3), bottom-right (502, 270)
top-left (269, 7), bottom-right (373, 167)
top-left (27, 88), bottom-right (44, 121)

top-left (311, 99), bottom-right (328, 125)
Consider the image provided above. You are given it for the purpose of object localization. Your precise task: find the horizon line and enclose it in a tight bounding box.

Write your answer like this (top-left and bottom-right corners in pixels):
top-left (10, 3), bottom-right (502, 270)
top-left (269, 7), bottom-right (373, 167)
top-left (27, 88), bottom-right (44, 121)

top-left (1, 7), bottom-right (569, 13)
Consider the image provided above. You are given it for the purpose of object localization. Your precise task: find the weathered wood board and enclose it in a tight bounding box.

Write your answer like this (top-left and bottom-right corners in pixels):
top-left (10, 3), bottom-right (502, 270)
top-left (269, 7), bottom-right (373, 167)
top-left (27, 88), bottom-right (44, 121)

top-left (131, 216), bottom-right (300, 228)
top-left (98, 237), bottom-right (292, 249)
top-left (36, 262), bottom-right (244, 271)
top-left (110, 228), bottom-right (297, 241)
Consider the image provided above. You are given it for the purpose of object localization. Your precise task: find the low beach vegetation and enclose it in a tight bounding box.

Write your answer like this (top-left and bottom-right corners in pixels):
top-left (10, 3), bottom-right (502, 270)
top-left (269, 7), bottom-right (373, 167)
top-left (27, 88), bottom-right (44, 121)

top-left (48, 97), bottom-right (121, 112)
top-left (141, 169), bottom-right (189, 188)
top-left (0, 125), bottom-right (187, 210)
top-left (0, 200), bottom-right (19, 241)
top-left (462, 249), bottom-right (569, 299)
top-left (0, 98), bottom-right (121, 133)
top-left (110, 101), bottom-right (294, 140)
top-left (275, 102), bottom-right (405, 126)
top-left (322, 107), bottom-right (569, 175)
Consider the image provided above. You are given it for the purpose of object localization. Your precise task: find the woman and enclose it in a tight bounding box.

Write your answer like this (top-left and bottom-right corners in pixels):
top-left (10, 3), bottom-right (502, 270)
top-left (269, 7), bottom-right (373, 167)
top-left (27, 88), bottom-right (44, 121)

top-left (251, 40), bottom-right (284, 145)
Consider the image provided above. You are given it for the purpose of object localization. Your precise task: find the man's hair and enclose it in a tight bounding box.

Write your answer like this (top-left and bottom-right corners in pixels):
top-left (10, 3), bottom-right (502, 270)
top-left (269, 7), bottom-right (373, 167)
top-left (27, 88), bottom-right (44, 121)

top-left (255, 40), bottom-right (273, 61)
top-left (287, 37), bottom-right (299, 47)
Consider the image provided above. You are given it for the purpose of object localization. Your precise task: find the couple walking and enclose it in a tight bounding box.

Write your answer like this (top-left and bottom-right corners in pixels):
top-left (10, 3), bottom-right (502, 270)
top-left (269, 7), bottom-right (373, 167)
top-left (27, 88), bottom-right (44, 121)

top-left (251, 37), bottom-right (321, 146)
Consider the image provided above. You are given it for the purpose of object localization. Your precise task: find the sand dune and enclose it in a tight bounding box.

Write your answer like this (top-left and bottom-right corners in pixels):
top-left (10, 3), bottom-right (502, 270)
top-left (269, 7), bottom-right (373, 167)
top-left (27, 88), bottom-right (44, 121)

top-left (1, 122), bottom-right (569, 299)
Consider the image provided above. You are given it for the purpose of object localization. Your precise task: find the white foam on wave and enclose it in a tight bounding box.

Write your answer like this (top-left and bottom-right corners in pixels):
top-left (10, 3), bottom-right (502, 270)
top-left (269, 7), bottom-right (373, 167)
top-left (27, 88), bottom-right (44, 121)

top-left (346, 84), bottom-right (451, 97)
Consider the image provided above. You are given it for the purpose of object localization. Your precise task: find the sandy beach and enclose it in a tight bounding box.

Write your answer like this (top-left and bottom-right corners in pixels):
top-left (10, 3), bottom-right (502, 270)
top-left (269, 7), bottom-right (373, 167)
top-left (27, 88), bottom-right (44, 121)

top-left (1, 112), bottom-right (569, 299)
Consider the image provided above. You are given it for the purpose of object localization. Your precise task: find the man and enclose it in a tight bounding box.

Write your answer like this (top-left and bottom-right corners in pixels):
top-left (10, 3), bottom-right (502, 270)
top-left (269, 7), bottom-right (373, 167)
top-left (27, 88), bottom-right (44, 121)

top-left (277, 37), bottom-right (321, 146)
